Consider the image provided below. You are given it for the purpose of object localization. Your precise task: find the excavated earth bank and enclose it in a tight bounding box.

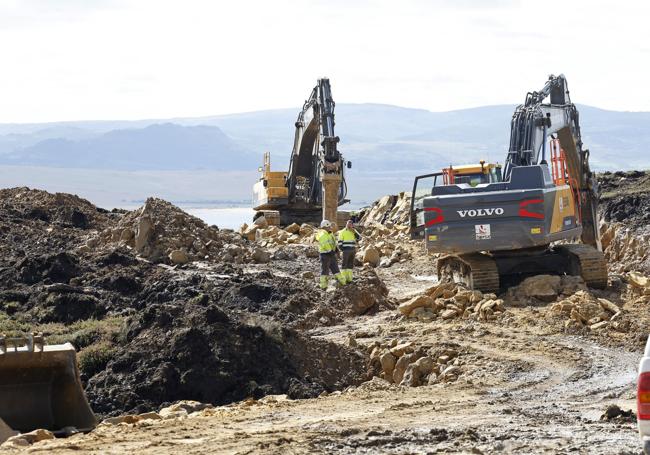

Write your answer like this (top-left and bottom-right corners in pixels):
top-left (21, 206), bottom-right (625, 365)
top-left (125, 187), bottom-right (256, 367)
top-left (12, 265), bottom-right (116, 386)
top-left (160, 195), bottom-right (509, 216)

top-left (0, 188), bottom-right (375, 416)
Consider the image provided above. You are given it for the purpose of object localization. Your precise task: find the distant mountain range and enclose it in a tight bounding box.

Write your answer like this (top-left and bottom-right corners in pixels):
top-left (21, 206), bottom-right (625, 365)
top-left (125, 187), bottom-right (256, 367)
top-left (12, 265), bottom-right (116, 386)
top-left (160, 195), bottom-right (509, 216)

top-left (0, 123), bottom-right (257, 170)
top-left (0, 103), bottom-right (648, 206)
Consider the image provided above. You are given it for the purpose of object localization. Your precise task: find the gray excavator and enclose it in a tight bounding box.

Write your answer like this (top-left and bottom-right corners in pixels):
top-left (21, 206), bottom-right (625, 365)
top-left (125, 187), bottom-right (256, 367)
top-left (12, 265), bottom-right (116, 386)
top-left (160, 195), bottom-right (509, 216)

top-left (0, 334), bottom-right (97, 438)
top-left (252, 78), bottom-right (351, 228)
top-left (410, 74), bottom-right (606, 292)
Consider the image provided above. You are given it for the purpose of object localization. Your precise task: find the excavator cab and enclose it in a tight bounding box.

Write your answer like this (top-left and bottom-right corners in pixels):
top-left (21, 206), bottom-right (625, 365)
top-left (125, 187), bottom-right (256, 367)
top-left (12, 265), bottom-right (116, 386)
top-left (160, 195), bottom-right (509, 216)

top-left (442, 162), bottom-right (503, 186)
top-left (0, 335), bottom-right (97, 435)
top-left (410, 162), bottom-right (502, 239)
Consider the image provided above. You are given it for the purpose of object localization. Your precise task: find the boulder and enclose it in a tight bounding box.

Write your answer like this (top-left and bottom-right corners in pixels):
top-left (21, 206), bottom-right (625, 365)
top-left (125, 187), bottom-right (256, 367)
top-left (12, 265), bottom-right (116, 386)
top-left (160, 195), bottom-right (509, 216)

top-left (362, 247), bottom-right (381, 267)
top-left (301, 271), bottom-right (315, 280)
top-left (393, 353), bottom-right (416, 384)
top-left (299, 223), bottom-right (315, 237)
top-left (134, 215), bottom-right (153, 251)
top-left (380, 351), bottom-right (397, 378)
top-left (252, 248), bottom-right (271, 264)
top-left (390, 342), bottom-right (413, 357)
top-left (600, 224), bottom-right (617, 250)
top-left (560, 275), bottom-right (587, 295)
top-left (103, 412), bottom-right (162, 425)
top-left (285, 223), bottom-right (300, 234)
top-left (242, 224), bottom-right (259, 241)
top-left (412, 307), bottom-right (436, 322)
top-left (597, 298), bottom-right (620, 314)
top-left (516, 275), bottom-right (561, 302)
top-left (3, 429), bottom-right (54, 447)
top-left (440, 365), bottom-right (461, 377)
top-left (160, 400), bottom-right (213, 417)
top-left (120, 228), bottom-right (135, 243)
top-left (400, 363), bottom-right (423, 387)
top-left (440, 309), bottom-right (458, 320)
top-left (590, 321), bottom-right (609, 330)
top-left (629, 271), bottom-right (649, 289)
top-left (398, 295), bottom-right (434, 316)
top-left (414, 356), bottom-right (435, 376)
top-left (169, 249), bottom-right (189, 265)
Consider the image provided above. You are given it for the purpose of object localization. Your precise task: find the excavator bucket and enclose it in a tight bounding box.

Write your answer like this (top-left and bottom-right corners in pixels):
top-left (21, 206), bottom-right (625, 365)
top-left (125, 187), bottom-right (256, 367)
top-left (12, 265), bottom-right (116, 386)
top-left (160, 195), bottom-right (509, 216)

top-left (0, 335), bottom-right (97, 434)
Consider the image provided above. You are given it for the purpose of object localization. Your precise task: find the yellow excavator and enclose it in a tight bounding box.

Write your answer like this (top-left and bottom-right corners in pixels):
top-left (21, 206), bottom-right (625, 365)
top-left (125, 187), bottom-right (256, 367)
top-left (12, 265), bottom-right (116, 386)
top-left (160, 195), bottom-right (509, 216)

top-left (0, 334), bottom-right (96, 437)
top-left (252, 78), bottom-right (350, 228)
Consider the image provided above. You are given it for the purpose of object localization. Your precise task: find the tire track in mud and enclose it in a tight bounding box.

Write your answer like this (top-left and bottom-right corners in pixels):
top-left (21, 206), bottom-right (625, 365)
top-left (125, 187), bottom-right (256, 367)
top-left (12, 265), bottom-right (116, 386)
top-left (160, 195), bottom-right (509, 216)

top-left (444, 326), bottom-right (639, 453)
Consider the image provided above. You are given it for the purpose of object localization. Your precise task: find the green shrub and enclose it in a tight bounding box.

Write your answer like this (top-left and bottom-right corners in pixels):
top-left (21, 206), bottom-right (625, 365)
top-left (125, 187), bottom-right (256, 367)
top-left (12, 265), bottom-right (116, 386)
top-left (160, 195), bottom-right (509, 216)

top-left (0, 312), bottom-right (31, 336)
top-left (78, 341), bottom-right (114, 377)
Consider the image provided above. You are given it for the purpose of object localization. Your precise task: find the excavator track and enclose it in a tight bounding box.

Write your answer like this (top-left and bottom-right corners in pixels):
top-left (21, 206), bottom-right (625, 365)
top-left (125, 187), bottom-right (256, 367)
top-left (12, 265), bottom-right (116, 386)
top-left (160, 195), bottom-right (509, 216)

top-left (555, 244), bottom-right (608, 289)
top-left (437, 253), bottom-right (500, 294)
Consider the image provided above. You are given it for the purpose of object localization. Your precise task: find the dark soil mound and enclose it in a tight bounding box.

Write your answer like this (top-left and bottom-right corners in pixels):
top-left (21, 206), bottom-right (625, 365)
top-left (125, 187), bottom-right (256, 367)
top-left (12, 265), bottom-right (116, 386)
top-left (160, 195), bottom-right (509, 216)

top-left (598, 170), bottom-right (650, 228)
top-left (86, 292), bottom-right (367, 415)
top-left (0, 187), bottom-right (370, 417)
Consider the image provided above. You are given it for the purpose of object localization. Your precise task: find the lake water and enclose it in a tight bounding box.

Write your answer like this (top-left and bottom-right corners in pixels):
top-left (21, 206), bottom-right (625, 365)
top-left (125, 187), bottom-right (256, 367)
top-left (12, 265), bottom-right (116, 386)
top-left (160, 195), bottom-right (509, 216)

top-left (186, 207), bottom-right (255, 230)
top-left (185, 203), bottom-right (367, 230)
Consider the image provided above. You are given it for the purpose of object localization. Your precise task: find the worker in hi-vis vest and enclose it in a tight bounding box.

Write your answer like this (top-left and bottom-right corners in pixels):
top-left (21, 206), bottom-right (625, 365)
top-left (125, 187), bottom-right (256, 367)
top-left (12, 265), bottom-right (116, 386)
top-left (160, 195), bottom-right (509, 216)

top-left (337, 219), bottom-right (361, 283)
top-left (316, 220), bottom-right (346, 289)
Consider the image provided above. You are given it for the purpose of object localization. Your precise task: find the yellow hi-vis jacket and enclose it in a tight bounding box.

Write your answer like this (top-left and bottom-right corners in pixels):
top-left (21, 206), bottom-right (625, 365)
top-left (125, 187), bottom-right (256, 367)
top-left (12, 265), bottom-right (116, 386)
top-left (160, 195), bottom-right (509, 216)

top-left (317, 229), bottom-right (337, 253)
top-left (337, 228), bottom-right (360, 250)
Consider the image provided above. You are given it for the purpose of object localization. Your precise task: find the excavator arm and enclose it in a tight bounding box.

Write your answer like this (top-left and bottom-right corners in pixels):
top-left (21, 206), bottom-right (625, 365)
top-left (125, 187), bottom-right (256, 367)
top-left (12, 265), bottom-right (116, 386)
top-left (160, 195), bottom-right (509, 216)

top-left (286, 78), bottom-right (347, 225)
top-left (504, 74), bottom-right (600, 249)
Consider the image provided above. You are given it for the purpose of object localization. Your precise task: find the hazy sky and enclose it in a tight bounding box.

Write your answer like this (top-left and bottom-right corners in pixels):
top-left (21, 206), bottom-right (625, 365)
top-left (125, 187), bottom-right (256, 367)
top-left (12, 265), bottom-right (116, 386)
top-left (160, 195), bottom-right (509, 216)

top-left (1, 0), bottom-right (649, 123)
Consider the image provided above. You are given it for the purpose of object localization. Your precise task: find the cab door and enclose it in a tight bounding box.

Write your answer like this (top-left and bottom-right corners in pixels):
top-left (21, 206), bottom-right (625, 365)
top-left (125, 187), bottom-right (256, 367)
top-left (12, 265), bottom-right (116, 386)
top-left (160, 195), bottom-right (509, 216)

top-left (410, 172), bottom-right (443, 239)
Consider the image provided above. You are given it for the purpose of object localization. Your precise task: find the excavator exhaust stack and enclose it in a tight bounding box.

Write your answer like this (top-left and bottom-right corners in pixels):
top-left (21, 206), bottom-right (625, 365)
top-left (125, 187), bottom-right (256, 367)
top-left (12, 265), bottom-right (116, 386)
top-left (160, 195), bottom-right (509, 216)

top-left (0, 335), bottom-right (97, 434)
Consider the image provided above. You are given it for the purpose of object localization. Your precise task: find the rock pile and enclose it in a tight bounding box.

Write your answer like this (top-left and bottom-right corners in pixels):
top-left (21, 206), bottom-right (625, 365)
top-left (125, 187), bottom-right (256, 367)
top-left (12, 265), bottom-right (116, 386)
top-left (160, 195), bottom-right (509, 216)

top-left (546, 291), bottom-right (624, 331)
top-left (91, 198), bottom-right (268, 265)
top-left (627, 271), bottom-right (650, 297)
top-left (505, 274), bottom-right (587, 304)
top-left (601, 222), bottom-right (650, 275)
top-left (299, 268), bottom-right (394, 328)
top-left (368, 339), bottom-right (463, 386)
top-left (358, 239), bottom-right (413, 268)
top-left (398, 282), bottom-right (506, 322)
top-left (0, 187), bottom-right (110, 230)
top-left (102, 400), bottom-right (214, 425)
top-left (241, 221), bottom-right (316, 247)
top-left (0, 428), bottom-right (55, 448)
top-left (358, 192), bottom-right (411, 227)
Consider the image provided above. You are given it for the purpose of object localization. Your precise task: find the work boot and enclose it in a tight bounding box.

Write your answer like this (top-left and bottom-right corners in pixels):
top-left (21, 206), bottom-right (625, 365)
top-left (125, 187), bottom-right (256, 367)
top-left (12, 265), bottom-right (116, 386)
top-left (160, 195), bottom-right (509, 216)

top-left (341, 269), bottom-right (349, 283)
top-left (335, 273), bottom-right (347, 286)
top-left (319, 275), bottom-right (329, 290)
top-left (347, 270), bottom-right (354, 283)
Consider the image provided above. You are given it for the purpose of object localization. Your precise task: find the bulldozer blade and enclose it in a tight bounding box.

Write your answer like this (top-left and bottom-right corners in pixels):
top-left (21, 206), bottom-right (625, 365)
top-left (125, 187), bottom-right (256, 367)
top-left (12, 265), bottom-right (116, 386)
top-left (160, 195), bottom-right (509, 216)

top-left (0, 336), bottom-right (97, 433)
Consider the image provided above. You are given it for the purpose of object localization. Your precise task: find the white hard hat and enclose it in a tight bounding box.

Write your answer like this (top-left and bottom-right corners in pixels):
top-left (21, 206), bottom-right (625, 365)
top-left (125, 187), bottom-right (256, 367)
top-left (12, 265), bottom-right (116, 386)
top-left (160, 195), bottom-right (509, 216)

top-left (320, 219), bottom-right (331, 228)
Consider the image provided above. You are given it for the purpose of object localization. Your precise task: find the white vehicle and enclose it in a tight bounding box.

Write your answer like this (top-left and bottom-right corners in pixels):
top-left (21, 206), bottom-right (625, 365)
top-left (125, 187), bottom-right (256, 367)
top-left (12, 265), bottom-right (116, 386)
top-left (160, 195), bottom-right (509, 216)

top-left (638, 335), bottom-right (650, 454)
